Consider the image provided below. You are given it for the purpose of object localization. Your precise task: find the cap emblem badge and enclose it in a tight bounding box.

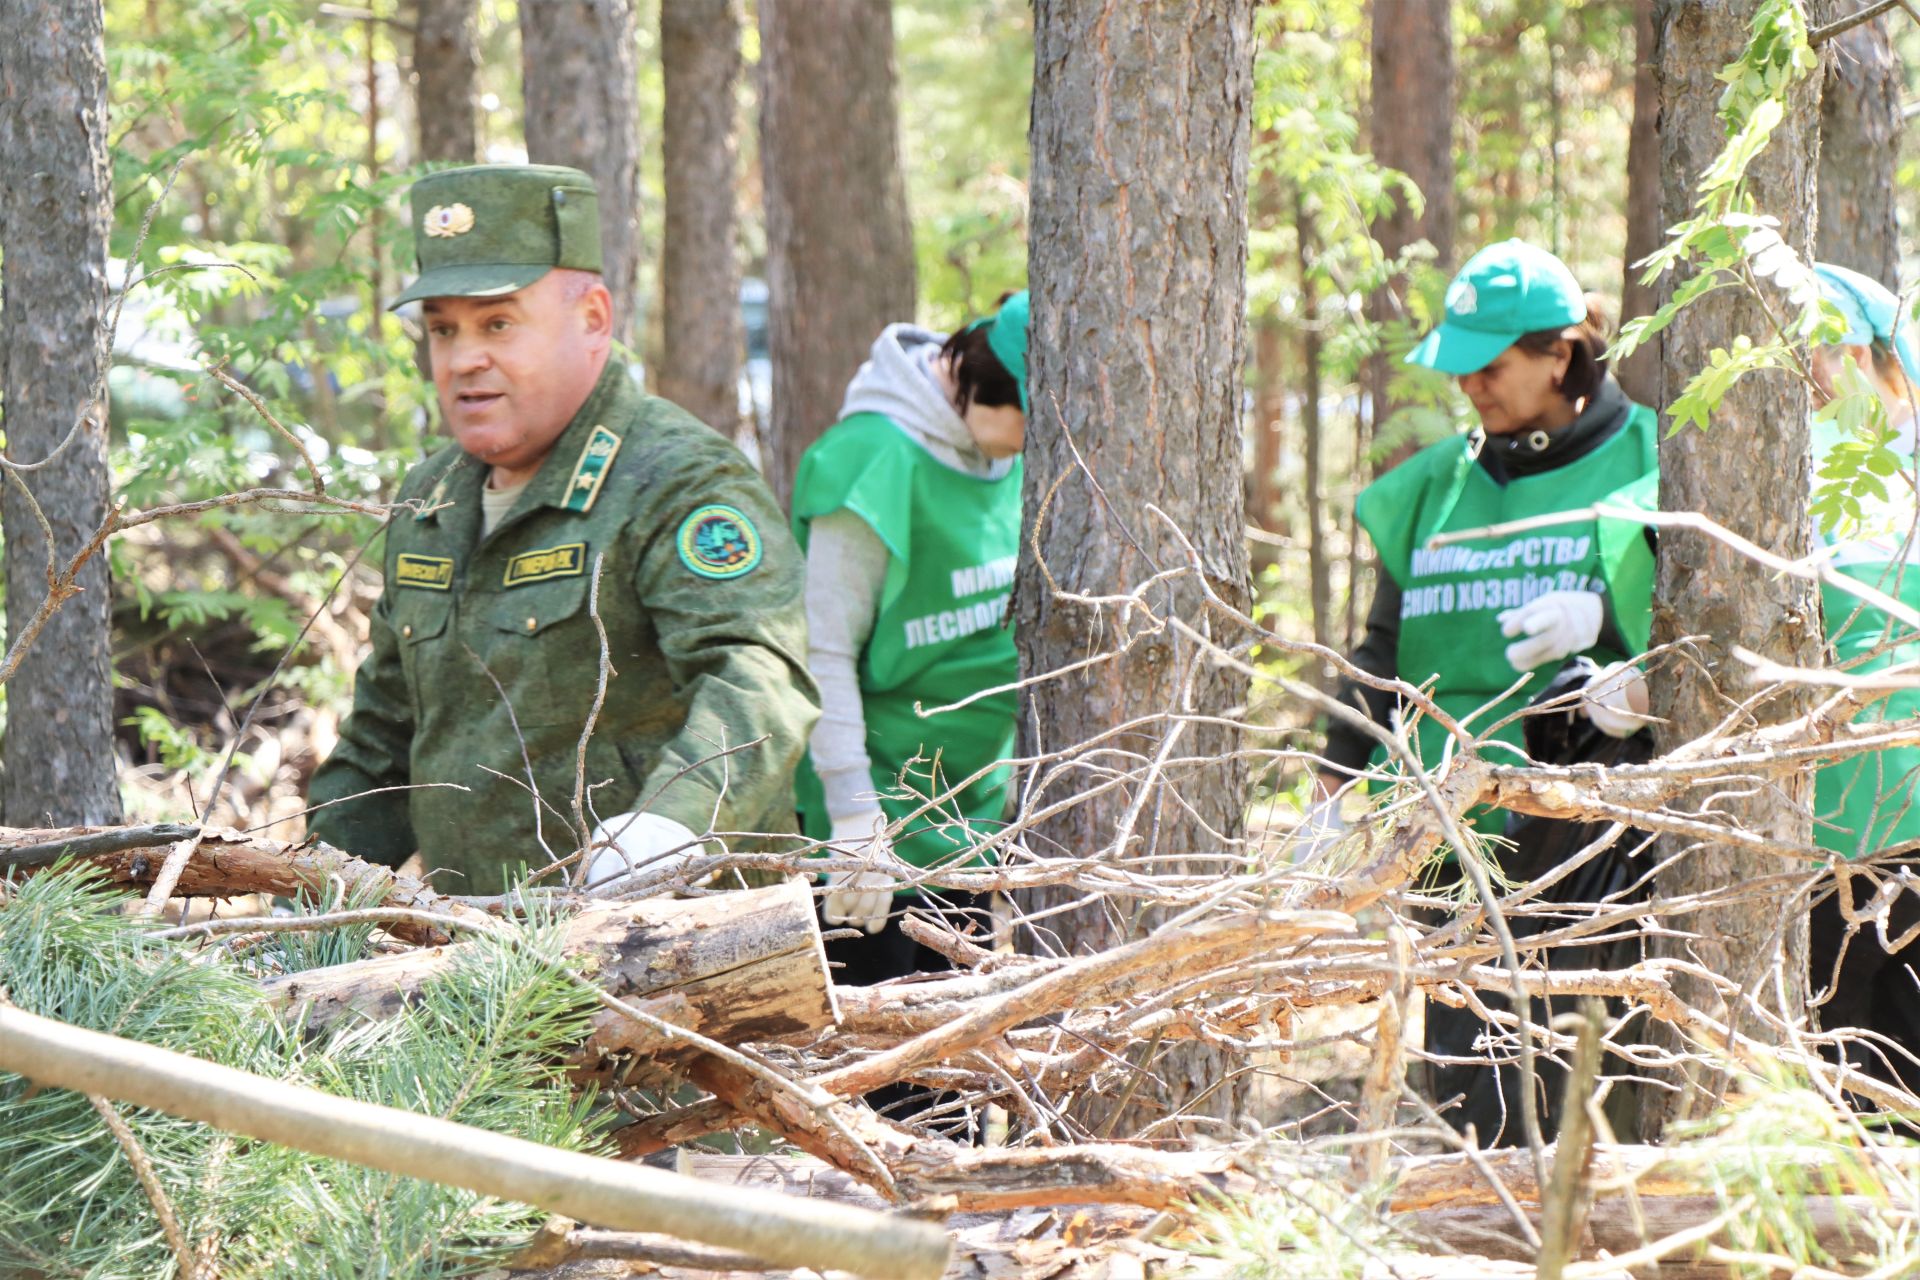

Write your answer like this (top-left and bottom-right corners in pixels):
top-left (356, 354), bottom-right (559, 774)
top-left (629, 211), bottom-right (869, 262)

top-left (1446, 281), bottom-right (1478, 316)
top-left (423, 203), bottom-right (476, 238)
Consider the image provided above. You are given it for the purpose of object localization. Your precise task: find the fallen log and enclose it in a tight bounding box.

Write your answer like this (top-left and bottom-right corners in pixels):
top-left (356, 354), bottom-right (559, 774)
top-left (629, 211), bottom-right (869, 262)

top-left (3, 823), bottom-right (497, 944)
top-left (1401, 1195), bottom-right (1903, 1277)
top-left (1388, 1142), bottom-right (1920, 1214)
top-left (0, 1001), bottom-right (952, 1280)
top-left (261, 878), bottom-right (838, 1070)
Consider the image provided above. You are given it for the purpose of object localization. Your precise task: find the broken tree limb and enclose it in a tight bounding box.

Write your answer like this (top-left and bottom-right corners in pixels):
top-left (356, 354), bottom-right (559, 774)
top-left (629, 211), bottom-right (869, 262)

top-left (811, 907), bottom-right (1353, 1099)
top-left (6, 824), bottom-right (500, 943)
top-left (684, 1054), bottom-right (1252, 1212)
top-left (1401, 1194), bottom-right (1907, 1276)
top-left (0, 1001), bottom-right (951, 1280)
top-left (0, 823), bottom-right (200, 870)
top-left (1388, 1142), bottom-right (1920, 1214)
top-left (508, 1215), bottom-right (776, 1272)
top-left (262, 878), bottom-right (838, 1070)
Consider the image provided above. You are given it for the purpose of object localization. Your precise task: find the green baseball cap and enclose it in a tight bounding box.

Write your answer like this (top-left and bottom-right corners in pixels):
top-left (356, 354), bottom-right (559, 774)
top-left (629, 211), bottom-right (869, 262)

top-left (391, 164), bottom-right (603, 309)
top-left (1405, 239), bottom-right (1585, 375)
top-left (982, 289), bottom-right (1030, 411)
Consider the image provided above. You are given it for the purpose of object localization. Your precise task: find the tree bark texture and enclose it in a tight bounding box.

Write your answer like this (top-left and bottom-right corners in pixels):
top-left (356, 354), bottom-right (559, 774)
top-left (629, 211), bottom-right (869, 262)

top-left (521, 0), bottom-right (641, 343)
top-left (262, 878), bottom-right (838, 1074)
top-left (1815, 15), bottom-right (1900, 283)
top-left (757, 0), bottom-right (915, 507)
top-left (1618, 0), bottom-right (1663, 408)
top-left (1644, 0), bottom-right (1828, 1135)
top-left (1247, 155), bottom-right (1286, 579)
top-left (1367, 0), bottom-right (1456, 470)
top-left (412, 0), bottom-right (479, 164)
top-left (0, 0), bottom-right (122, 828)
top-left (1016, 0), bottom-right (1256, 1128)
top-left (659, 0), bottom-right (745, 434)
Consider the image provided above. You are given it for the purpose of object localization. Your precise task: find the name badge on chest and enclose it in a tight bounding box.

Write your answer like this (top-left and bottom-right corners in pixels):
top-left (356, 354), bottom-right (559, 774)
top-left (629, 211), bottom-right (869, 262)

top-left (503, 542), bottom-right (588, 587)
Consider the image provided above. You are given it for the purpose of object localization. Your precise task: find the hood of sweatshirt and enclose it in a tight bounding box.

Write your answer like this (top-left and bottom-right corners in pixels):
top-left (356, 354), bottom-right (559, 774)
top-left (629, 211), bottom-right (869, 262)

top-left (838, 323), bottom-right (1012, 479)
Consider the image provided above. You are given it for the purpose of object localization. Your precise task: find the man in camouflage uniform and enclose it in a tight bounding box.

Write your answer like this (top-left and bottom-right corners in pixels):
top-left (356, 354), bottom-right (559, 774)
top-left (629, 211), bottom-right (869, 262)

top-left (309, 164), bottom-right (817, 893)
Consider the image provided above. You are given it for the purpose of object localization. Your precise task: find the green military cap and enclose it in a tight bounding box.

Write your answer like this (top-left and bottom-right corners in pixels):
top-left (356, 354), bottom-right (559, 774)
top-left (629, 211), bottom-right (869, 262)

top-left (391, 163), bottom-right (603, 309)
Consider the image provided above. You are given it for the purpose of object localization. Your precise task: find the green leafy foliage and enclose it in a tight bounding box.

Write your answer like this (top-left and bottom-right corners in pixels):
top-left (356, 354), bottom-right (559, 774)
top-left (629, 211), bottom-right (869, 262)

top-left (1608, 0), bottom-right (1834, 433)
top-left (0, 867), bottom-right (601, 1278)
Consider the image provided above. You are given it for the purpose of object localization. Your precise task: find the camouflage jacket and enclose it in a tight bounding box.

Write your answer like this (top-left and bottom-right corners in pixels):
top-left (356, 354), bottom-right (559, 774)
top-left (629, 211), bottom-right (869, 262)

top-left (308, 361), bottom-right (818, 892)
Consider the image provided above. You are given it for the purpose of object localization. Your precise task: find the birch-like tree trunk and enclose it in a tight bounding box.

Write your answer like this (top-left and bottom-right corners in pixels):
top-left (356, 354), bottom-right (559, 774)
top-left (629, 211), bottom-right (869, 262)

top-left (1815, 16), bottom-right (1899, 282)
top-left (758, 0), bottom-right (915, 507)
top-left (1643, 0), bottom-right (1829, 1135)
top-left (659, 0), bottom-right (744, 435)
top-left (521, 0), bottom-right (641, 343)
top-left (1015, 0), bottom-right (1255, 1128)
top-left (0, 0), bottom-right (123, 827)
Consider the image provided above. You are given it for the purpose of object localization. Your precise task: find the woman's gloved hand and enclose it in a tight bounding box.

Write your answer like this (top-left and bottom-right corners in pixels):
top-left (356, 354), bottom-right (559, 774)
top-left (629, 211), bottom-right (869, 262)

top-left (1582, 660), bottom-right (1650, 738)
top-left (584, 813), bottom-right (706, 891)
top-left (823, 810), bottom-right (901, 934)
top-left (1497, 590), bottom-right (1603, 673)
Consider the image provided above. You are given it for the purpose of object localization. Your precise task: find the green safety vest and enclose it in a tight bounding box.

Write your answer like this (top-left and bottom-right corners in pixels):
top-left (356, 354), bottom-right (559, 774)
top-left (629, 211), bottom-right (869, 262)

top-left (1355, 405), bottom-right (1659, 824)
top-left (791, 412), bottom-right (1022, 874)
top-left (1811, 421), bottom-right (1920, 859)
top-left (1604, 425), bottom-right (1920, 859)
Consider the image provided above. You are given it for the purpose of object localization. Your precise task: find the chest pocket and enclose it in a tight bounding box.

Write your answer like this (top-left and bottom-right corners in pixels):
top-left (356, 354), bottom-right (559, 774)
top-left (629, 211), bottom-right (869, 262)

top-left (391, 595), bottom-right (453, 709)
top-left (473, 576), bottom-right (593, 728)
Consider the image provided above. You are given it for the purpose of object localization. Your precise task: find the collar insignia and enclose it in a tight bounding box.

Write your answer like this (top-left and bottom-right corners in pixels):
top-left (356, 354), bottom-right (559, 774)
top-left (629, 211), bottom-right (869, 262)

top-left (562, 425), bottom-right (622, 514)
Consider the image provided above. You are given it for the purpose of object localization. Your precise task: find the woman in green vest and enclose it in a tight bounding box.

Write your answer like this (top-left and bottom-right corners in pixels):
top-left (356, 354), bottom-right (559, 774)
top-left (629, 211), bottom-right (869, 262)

top-left (1799, 263), bottom-right (1920, 1092)
top-left (1314, 239), bottom-right (1658, 818)
top-left (792, 292), bottom-right (1027, 1006)
top-left (1310, 240), bottom-right (1660, 1145)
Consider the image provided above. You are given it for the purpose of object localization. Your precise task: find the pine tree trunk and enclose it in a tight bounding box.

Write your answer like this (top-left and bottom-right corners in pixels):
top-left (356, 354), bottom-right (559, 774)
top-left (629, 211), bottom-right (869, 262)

top-left (757, 0), bottom-right (915, 507)
top-left (0, 0), bottom-right (122, 828)
top-left (1618, 0), bottom-right (1662, 408)
top-left (413, 0), bottom-right (479, 164)
top-left (1367, 0), bottom-right (1455, 469)
top-left (521, 0), bottom-right (641, 344)
top-left (1642, 0), bottom-right (1828, 1136)
top-left (1016, 0), bottom-right (1255, 1131)
top-left (659, 0), bottom-right (744, 435)
top-left (1815, 16), bottom-right (1899, 282)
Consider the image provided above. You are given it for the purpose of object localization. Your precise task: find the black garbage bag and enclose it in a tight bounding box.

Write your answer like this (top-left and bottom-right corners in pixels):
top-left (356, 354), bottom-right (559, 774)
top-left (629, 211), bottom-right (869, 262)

top-left (1425, 657), bottom-right (1654, 1146)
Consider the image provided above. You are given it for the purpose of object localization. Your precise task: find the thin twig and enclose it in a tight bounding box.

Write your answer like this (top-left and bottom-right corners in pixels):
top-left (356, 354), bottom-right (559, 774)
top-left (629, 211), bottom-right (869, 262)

top-left (88, 1093), bottom-right (196, 1278)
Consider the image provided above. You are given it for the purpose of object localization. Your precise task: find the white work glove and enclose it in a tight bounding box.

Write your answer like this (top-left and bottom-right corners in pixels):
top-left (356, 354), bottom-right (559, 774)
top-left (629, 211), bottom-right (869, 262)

top-left (1583, 660), bottom-right (1649, 738)
top-left (583, 813), bottom-right (705, 891)
top-left (822, 810), bottom-right (900, 934)
top-left (1497, 590), bottom-right (1604, 674)
top-left (1290, 796), bottom-right (1348, 866)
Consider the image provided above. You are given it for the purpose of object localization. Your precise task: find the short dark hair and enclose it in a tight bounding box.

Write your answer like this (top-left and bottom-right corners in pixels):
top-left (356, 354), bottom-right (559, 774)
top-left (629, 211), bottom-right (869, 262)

top-left (939, 311), bottom-right (1021, 414)
top-left (1512, 293), bottom-right (1614, 402)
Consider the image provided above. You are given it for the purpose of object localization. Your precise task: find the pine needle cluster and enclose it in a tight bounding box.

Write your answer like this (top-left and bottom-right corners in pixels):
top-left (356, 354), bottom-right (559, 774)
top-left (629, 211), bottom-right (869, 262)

top-left (0, 866), bottom-right (601, 1279)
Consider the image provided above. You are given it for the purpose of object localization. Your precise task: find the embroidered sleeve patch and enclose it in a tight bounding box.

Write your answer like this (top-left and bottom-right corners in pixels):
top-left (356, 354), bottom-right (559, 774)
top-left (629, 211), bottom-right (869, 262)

top-left (676, 504), bottom-right (762, 580)
top-left (394, 554), bottom-right (455, 591)
top-left (503, 542), bottom-right (588, 587)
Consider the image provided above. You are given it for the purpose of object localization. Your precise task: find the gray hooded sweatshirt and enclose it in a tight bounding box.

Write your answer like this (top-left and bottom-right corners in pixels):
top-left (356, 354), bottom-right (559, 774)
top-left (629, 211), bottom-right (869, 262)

top-left (806, 324), bottom-right (1010, 825)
